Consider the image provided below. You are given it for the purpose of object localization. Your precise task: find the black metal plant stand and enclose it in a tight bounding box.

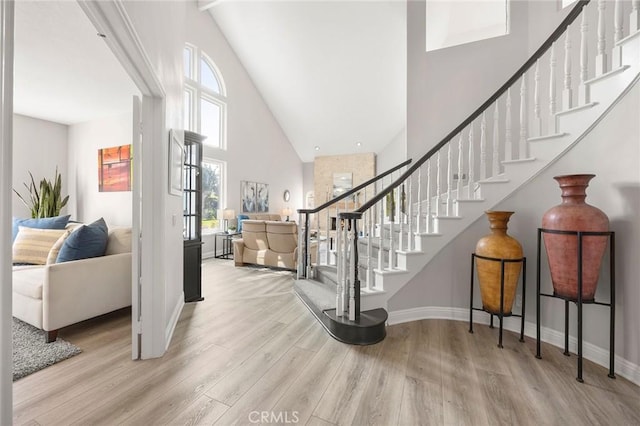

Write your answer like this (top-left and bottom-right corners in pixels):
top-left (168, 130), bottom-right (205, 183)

top-left (469, 253), bottom-right (527, 348)
top-left (536, 228), bottom-right (616, 383)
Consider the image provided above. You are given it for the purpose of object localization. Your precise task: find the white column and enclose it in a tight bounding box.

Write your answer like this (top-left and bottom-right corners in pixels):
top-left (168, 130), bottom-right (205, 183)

top-left (0, 2), bottom-right (14, 422)
top-left (612, 0), bottom-right (623, 68)
top-left (492, 103), bottom-right (500, 178)
top-left (563, 31), bottom-right (573, 110)
top-left (505, 88), bottom-right (513, 161)
top-left (579, 10), bottom-right (590, 104)
top-left (519, 76), bottom-right (528, 159)
top-left (595, 0), bottom-right (607, 76)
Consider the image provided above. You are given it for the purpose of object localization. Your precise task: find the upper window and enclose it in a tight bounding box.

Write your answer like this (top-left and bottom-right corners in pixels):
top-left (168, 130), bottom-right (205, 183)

top-left (426, 0), bottom-right (509, 52)
top-left (184, 44), bottom-right (227, 149)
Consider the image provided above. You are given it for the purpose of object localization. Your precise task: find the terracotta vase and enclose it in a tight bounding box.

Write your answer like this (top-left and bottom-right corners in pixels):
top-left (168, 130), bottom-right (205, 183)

top-left (475, 211), bottom-right (523, 315)
top-left (542, 174), bottom-right (609, 301)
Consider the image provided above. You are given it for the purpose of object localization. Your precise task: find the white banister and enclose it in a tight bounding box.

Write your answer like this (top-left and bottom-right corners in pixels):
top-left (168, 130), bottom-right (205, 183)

top-left (613, 0), bottom-right (623, 67)
top-left (435, 150), bottom-right (441, 216)
top-left (378, 197), bottom-right (383, 271)
top-left (549, 42), bottom-right (557, 132)
top-left (505, 88), bottom-right (513, 161)
top-left (389, 189), bottom-right (396, 269)
top-left (456, 133), bottom-right (463, 199)
top-left (519, 76), bottom-right (528, 159)
top-left (467, 124), bottom-right (475, 199)
top-left (326, 210), bottom-right (331, 265)
top-left (480, 112), bottom-right (487, 181)
top-left (632, 0), bottom-right (640, 33)
top-left (407, 177), bottom-right (414, 250)
top-left (398, 182), bottom-right (404, 252)
top-left (563, 30), bottom-right (573, 110)
top-left (446, 143), bottom-right (452, 216)
top-left (595, 0), bottom-right (607, 76)
top-left (367, 192), bottom-right (373, 290)
top-left (416, 166), bottom-right (422, 234)
top-left (534, 59), bottom-right (542, 136)
top-left (426, 159), bottom-right (432, 232)
top-left (335, 218), bottom-right (343, 316)
top-left (492, 103), bottom-right (500, 178)
top-left (579, 10), bottom-right (590, 104)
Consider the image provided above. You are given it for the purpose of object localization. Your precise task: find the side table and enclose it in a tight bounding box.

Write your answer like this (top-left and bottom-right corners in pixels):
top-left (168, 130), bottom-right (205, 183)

top-left (214, 232), bottom-right (240, 259)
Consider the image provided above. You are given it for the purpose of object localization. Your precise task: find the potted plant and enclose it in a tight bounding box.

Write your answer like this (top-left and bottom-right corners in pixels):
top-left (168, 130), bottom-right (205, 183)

top-left (14, 168), bottom-right (69, 218)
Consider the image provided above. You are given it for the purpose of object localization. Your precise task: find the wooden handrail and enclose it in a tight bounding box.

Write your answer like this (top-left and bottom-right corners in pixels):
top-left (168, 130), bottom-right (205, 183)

top-left (297, 158), bottom-right (412, 215)
top-left (356, 0), bottom-right (590, 214)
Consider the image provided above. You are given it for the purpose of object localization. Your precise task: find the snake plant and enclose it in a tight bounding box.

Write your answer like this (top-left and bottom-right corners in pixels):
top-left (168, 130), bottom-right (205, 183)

top-left (13, 168), bottom-right (69, 218)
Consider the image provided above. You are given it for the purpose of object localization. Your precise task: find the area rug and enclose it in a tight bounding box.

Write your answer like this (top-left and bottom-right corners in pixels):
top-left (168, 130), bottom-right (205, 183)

top-left (12, 317), bottom-right (81, 381)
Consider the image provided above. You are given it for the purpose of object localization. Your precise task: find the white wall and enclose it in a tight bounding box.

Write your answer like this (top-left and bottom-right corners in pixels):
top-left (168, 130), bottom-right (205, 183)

top-left (67, 112), bottom-right (132, 227)
top-left (185, 2), bottom-right (304, 219)
top-left (122, 0), bottom-right (186, 355)
top-left (392, 77), bottom-right (640, 368)
top-left (376, 127), bottom-right (407, 175)
top-left (12, 114), bottom-right (68, 218)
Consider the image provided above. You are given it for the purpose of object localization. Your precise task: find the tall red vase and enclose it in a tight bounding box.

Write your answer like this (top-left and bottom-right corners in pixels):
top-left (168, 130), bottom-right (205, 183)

top-left (542, 174), bottom-right (609, 301)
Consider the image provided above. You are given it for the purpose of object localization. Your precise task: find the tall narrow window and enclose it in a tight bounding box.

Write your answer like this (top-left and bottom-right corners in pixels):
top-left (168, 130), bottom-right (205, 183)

top-left (201, 159), bottom-right (225, 234)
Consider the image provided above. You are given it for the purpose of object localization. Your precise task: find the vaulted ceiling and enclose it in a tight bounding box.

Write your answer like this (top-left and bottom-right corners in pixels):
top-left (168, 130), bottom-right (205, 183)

top-left (204, 0), bottom-right (407, 162)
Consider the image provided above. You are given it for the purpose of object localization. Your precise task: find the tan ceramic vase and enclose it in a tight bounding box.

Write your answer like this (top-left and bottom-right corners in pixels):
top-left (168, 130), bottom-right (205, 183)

top-left (475, 211), bottom-right (523, 315)
top-left (542, 174), bottom-right (609, 301)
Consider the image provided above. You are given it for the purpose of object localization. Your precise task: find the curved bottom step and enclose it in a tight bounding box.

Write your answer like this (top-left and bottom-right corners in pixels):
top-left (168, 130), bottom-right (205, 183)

top-left (294, 283), bottom-right (386, 345)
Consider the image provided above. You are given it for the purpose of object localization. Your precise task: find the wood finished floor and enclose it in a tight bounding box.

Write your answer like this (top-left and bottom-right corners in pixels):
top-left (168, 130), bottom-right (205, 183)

top-left (13, 259), bottom-right (640, 425)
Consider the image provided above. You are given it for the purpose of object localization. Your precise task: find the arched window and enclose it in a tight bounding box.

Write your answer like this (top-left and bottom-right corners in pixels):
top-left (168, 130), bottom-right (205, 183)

top-left (184, 44), bottom-right (228, 235)
top-left (184, 44), bottom-right (227, 150)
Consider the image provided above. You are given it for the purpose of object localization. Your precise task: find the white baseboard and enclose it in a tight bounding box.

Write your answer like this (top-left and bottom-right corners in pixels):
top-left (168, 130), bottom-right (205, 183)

top-left (388, 306), bottom-right (640, 386)
top-left (165, 293), bottom-right (184, 351)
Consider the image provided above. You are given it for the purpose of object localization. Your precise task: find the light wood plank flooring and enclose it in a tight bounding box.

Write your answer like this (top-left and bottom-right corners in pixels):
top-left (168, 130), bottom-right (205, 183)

top-left (13, 259), bottom-right (640, 425)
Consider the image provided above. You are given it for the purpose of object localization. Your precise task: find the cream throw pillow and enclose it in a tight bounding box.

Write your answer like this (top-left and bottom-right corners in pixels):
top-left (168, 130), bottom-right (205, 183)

top-left (13, 226), bottom-right (68, 265)
top-left (46, 229), bottom-right (71, 264)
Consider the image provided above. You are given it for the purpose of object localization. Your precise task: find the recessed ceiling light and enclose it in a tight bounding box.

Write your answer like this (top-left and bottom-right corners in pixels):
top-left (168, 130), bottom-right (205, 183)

top-left (314, 146), bottom-right (320, 151)
top-left (356, 142), bottom-right (362, 147)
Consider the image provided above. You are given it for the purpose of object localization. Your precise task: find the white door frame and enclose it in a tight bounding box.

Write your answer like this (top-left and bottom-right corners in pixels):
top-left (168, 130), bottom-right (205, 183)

top-left (78, 0), bottom-right (168, 359)
top-left (0, 1), bottom-right (14, 423)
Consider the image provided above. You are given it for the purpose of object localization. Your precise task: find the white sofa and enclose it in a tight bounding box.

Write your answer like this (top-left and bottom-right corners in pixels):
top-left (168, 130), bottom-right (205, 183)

top-left (12, 227), bottom-right (132, 342)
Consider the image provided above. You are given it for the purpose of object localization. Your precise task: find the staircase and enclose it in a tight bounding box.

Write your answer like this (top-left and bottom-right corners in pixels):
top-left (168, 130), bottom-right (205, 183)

top-left (295, 0), bottom-right (640, 344)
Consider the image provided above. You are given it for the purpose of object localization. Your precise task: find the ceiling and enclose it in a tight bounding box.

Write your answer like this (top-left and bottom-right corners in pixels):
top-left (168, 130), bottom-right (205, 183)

top-left (205, 0), bottom-right (407, 163)
top-left (14, 1), bottom-right (138, 125)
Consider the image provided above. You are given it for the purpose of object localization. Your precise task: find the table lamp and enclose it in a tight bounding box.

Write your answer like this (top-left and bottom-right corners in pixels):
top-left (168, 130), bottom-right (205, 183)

top-left (223, 208), bottom-right (236, 232)
top-left (282, 207), bottom-right (293, 222)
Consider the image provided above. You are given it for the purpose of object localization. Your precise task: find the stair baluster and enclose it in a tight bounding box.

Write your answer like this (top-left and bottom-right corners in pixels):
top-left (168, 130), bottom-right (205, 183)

top-left (579, 10), bottom-right (590, 104)
top-left (505, 88), bottom-right (513, 161)
top-left (480, 112), bottom-right (487, 181)
top-left (613, 0), bottom-right (623, 67)
top-left (467, 124), bottom-right (475, 199)
top-left (398, 182), bottom-right (404, 252)
top-left (408, 177), bottom-right (414, 251)
top-left (446, 143), bottom-right (452, 216)
top-left (564, 30), bottom-right (573, 110)
top-left (367, 188), bottom-right (374, 290)
top-left (416, 166), bottom-right (422, 234)
top-left (435, 150), bottom-right (442, 217)
top-left (632, 0), bottom-right (640, 32)
top-left (596, 0), bottom-right (607, 75)
top-left (426, 159), bottom-right (432, 232)
top-left (550, 42), bottom-right (557, 132)
top-left (348, 219), bottom-right (357, 321)
top-left (519, 76), bottom-right (528, 159)
top-left (492, 103), bottom-right (500, 178)
top-left (534, 60), bottom-right (542, 136)
top-left (456, 134), bottom-right (463, 202)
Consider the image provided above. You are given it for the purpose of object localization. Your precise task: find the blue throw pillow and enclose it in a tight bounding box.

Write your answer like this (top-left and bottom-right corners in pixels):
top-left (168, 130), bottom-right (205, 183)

top-left (12, 215), bottom-right (71, 242)
top-left (237, 214), bottom-right (250, 233)
top-left (56, 218), bottom-right (108, 263)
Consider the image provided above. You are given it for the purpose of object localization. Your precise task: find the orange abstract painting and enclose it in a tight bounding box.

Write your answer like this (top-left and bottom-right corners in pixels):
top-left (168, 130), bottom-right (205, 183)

top-left (98, 144), bottom-right (132, 192)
